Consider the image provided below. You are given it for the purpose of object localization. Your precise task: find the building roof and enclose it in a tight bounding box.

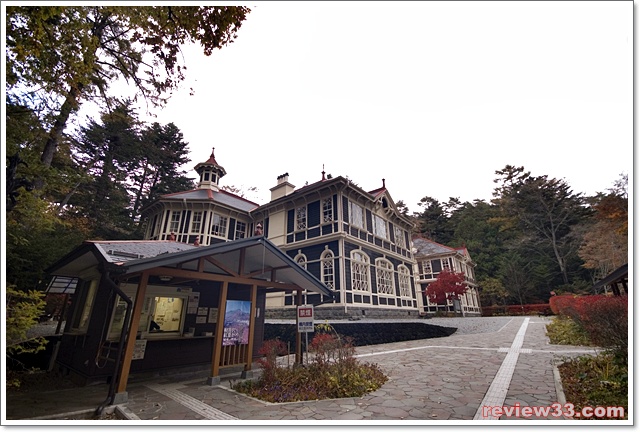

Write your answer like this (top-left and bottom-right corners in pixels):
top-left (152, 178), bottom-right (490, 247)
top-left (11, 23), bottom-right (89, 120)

top-left (91, 240), bottom-right (197, 263)
top-left (412, 236), bottom-right (457, 256)
top-left (591, 263), bottom-right (628, 292)
top-left (46, 237), bottom-right (333, 297)
top-left (150, 188), bottom-right (259, 213)
top-left (411, 236), bottom-right (474, 264)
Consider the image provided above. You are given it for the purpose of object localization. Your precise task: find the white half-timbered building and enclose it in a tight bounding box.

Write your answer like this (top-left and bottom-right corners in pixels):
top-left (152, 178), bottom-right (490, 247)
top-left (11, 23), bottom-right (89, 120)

top-left (412, 235), bottom-right (481, 316)
top-left (141, 149), bottom-right (420, 319)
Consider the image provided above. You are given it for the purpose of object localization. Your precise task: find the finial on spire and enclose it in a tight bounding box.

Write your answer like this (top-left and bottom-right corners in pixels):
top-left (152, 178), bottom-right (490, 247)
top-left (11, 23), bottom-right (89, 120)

top-left (322, 164), bottom-right (326, 181)
top-left (382, 178), bottom-right (386, 188)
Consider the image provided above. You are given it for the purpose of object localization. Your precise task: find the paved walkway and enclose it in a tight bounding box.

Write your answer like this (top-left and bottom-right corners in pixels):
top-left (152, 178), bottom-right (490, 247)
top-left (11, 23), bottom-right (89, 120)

top-left (6, 316), bottom-right (604, 424)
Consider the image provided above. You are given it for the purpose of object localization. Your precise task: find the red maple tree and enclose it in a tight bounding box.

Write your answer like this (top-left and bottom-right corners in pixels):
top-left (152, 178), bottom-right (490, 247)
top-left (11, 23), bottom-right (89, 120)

top-left (425, 270), bottom-right (467, 305)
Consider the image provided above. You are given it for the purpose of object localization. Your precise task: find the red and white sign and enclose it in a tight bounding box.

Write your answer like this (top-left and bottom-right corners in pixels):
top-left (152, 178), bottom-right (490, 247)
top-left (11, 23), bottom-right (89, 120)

top-left (297, 305), bottom-right (314, 333)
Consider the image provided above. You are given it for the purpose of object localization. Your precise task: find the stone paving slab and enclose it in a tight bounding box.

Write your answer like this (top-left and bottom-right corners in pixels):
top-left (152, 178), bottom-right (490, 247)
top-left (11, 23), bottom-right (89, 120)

top-left (8, 316), bottom-right (619, 424)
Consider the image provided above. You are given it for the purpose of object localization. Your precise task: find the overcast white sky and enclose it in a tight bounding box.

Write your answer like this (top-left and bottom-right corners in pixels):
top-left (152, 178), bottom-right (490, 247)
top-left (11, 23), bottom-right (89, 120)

top-left (137, 1), bottom-right (632, 213)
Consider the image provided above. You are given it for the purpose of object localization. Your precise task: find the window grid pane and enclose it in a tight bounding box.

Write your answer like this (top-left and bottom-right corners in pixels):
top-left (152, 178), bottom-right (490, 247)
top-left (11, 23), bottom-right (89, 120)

top-left (170, 211), bottom-right (181, 232)
top-left (441, 259), bottom-right (451, 271)
top-left (191, 211), bottom-right (202, 232)
top-left (399, 266), bottom-right (411, 297)
top-left (322, 198), bottom-right (333, 222)
top-left (349, 202), bottom-right (364, 229)
top-left (296, 207), bottom-right (307, 230)
top-left (235, 221), bottom-right (246, 239)
top-left (211, 214), bottom-right (228, 237)
top-left (351, 252), bottom-right (370, 292)
top-left (373, 215), bottom-right (388, 239)
top-left (376, 260), bottom-right (394, 295)
top-left (394, 226), bottom-right (406, 248)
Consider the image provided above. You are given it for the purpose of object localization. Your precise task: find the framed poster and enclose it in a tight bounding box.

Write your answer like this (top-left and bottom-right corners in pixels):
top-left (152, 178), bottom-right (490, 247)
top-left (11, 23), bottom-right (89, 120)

top-left (222, 300), bottom-right (250, 346)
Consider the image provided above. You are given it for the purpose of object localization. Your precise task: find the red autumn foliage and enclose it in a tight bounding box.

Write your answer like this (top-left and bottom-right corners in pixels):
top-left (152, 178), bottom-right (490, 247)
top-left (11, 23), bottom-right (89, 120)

top-left (549, 294), bottom-right (576, 315)
top-left (549, 294), bottom-right (628, 357)
top-left (425, 270), bottom-right (467, 305)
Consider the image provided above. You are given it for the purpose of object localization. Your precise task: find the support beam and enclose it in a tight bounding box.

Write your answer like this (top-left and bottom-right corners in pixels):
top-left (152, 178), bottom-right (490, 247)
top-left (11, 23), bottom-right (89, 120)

top-left (244, 284), bottom-right (258, 374)
top-left (209, 281), bottom-right (228, 384)
top-left (295, 290), bottom-right (303, 365)
top-left (116, 271), bottom-right (149, 395)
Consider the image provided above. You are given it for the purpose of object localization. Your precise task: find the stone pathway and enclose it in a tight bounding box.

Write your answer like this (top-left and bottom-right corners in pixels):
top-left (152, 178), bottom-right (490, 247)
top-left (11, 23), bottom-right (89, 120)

top-left (117, 316), bottom-right (601, 423)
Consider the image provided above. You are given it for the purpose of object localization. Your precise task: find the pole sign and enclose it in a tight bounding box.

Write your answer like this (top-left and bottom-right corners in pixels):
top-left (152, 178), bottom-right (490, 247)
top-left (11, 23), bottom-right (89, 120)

top-left (297, 305), bottom-right (314, 333)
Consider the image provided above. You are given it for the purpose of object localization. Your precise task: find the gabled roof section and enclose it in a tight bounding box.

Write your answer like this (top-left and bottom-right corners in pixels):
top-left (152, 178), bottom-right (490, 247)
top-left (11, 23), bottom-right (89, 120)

top-left (412, 236), bottom-right (476, 266)
top-left (412, 236), bottom-right (457, 256)
top-left (47, 238), bottom-right (333, 298)
top-left (254, 175), bottom-right (414, 227)
top-left (146, 188), bottom-right (259, 213)
top-left (91, 240), bottom-right (196, 263)
top-left (46, 240), bottom-right (197, 277)
top-left (119, 237), bottom-right (333, 297)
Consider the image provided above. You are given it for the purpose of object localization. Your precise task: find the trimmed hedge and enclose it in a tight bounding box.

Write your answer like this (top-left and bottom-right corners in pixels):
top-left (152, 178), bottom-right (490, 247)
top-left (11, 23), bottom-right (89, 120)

top-left (550, 294), bottom-right (628, 357)
top-left (481, 304), bottom-right (552, 317)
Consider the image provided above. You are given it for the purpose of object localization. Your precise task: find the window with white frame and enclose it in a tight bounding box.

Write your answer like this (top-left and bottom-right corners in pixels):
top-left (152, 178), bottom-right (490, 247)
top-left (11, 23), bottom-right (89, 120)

top-left (108, 284), bottom-right (189, 340)
top-left (235, 221), bottom-right (246, 239)
top-left (321, 250), bottom-right (335, 290)
top-left (351, 250), bottom-right (370, 292)
top-left (191, 211), bottom-right (203, 232)
top-left (71, 279), bottom-right (99, 332)
top-left (441, 258), bottom-right (451, 272)
top-left (372, 215), bottom-right (388, 239)
top-left (375, 258), bottom-right (394, 295)
top-left (210, 213), bottom-right (228, 237)
top-left (295, 253), bottom-right (307, 269)
top-left (420, 260), bottom-right (432, 277)
top-left (349, 201), bottom-right (364, 229)
top-left (169, 211), bottom-right (181, 232)
top-left (394, 225), bottom-right (406, 248)
top-left (296, 206), bottom-right (307, 230)
top-left (398, 265), bottom-right (411, 297)
top-left (322, 197), bottom-right (333, 223)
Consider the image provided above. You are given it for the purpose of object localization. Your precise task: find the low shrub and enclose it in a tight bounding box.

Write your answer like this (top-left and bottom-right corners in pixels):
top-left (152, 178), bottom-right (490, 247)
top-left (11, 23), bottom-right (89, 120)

top-left (545, 315), bottom-right (591, 346)
top-left (558, 353), bottom-right (628, 419)
top-left (549, 295), bottom-right (576, 315)
top-left (571, 295), bottom-right (628, 359)
top-left (549, 294), bottom-right (628, 359)
top-left (233, 328), bottom-right (388, 403)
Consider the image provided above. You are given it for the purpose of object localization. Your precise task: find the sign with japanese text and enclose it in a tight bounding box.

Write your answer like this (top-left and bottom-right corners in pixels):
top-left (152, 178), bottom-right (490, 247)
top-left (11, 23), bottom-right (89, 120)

top-left (297, 305), bottom-right (314, 333)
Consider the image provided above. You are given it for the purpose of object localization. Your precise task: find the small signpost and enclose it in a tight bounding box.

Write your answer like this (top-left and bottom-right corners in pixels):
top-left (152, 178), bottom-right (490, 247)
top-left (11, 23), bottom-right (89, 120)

top-left (297, 305), bottom-right (314, 363)
top-left (297, 305), bottom-right (314, 333)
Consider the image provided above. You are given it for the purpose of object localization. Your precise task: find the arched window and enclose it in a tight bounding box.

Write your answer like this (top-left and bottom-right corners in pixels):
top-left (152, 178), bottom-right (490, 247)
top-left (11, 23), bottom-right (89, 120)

top-left (398, 265), bottom-right (411, 298)
top-left (375, 258), bottom-right (395, 295)
top-left (321, 249), bottom-right (335, 290)
top-left (294, 253), bottom-right (307, 269)
top-left (350, 250), bottom-right (370, 292)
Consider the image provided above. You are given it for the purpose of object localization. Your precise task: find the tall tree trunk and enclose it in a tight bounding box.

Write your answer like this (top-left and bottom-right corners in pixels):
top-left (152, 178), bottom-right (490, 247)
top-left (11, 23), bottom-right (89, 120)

top-left (40, 84), bottom-right (83, 169)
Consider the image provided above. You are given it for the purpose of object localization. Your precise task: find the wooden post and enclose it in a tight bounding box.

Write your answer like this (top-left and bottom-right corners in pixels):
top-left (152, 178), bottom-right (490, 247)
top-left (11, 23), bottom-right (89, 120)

top-left (116, 271), bottom-right (149, 394)
top-left (244, 284), bottom-right (258, 372)
top-left (295, 290), bottom-right (302, 365)
top-left (211, 281), bottom-right (228, 380)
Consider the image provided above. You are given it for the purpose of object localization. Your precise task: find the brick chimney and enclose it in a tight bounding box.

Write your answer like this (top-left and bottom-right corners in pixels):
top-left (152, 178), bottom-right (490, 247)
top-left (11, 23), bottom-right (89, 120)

top-left (270, 173), bottom-right (295, 201)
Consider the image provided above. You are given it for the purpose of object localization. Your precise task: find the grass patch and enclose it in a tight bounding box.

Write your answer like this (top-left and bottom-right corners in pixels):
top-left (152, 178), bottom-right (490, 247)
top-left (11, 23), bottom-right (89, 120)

top-left (558, 353), bottom-right (628, 420)
top-left (545, 315), bottom-right (591, 346)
